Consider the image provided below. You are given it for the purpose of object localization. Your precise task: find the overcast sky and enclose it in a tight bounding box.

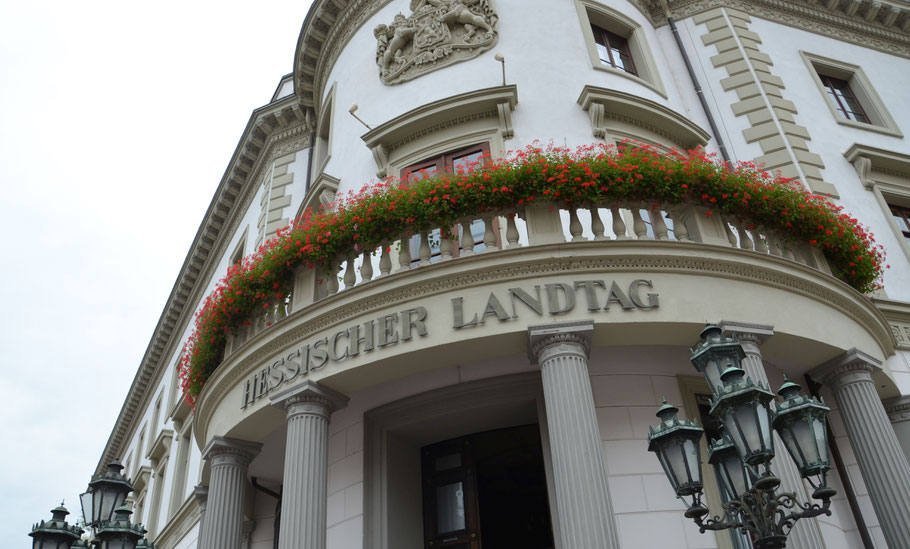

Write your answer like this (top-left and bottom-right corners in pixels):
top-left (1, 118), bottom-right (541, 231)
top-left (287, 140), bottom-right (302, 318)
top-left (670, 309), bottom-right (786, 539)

top-left (0, 0), bottom-right (313, 543)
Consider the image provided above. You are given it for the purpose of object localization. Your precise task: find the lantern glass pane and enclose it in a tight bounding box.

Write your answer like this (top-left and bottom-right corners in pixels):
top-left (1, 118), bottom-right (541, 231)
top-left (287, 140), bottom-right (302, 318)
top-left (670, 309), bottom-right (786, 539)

top-left (723, 407), bottom-right (749, 457)
top-left (704, 362), bottom-right (722, 392)
top-left (779, 423), bottom-right (804, 468)
top-left (813, 419), bottom-right (829, 465)
top-left (80, 491), bottom-right (94, 525)
top-left (93, 491), bottom-right (105, 526)
top-left (655, 446), bottom-right (680, 492)
top-left (720, 450), bottom-right (750, 500)
top-left (683, 439), bottom-right (702, 487)
top-left (100, 491), bottom-right (118, 523)
top-left (757, 405), bottom-right (771, 451)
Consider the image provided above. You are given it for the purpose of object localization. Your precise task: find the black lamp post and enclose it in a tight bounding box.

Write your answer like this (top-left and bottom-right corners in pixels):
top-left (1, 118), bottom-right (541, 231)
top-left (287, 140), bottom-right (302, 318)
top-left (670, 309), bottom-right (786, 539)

top-left (29, 504), bottom-right (83, 549)
top-left (29, 461), bottom-right (156, 549)
top-left (648, 325), bottom-right (836, 549)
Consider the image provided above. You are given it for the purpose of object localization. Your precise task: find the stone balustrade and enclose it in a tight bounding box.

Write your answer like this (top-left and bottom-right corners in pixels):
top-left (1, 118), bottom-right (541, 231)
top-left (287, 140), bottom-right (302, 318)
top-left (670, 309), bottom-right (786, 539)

top-left (223, 199), bottom-right (833, 358)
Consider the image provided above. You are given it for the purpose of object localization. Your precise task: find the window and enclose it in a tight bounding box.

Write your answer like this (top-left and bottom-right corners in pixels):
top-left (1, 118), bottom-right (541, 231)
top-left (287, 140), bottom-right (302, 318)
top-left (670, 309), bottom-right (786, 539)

top-left (802, 52), bottom-right (901, 137)
top-left (401, 143), bottom-right (501, 261)
top-left (892, 205), bottom-right (910, 245)
top-left (591, 25), bottom-right (636, 75)
top-left (820, 75), bottom-right (869, 124)
top-left (575, 1), bottom-right (665, 96)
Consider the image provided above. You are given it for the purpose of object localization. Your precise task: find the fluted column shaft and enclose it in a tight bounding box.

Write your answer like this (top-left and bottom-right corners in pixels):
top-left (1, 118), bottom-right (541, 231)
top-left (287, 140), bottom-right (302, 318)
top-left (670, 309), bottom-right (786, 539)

top-left (199, 437), bottom-right (261, 549)
top-left (723, 324), bottom-right (825, 549)
top-left (813, 352), bottom-right (910, 549)
top-left (530, 322), bottom-right (619, 549)
top-left (271, 381), bottom-right (348, 549)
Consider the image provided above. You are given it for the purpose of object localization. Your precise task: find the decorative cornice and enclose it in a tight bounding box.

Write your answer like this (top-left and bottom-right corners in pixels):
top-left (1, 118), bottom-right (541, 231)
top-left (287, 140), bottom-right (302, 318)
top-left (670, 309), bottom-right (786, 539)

top-left (528, 321), bottom-right (594, 362)
top-left (844, 144), bottom-right (910, 182)
top-left (649, 0), bottom-right (910, 58)
top-left (193, 240), bottom-right (894, 445)
top-left (96, 96), bottom-right (313, 477)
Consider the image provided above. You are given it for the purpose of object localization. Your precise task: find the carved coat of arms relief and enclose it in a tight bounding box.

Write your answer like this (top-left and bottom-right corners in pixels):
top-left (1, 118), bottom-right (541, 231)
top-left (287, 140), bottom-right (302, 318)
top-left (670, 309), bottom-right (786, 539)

top-left (374, 0), bottom-right (499, 85)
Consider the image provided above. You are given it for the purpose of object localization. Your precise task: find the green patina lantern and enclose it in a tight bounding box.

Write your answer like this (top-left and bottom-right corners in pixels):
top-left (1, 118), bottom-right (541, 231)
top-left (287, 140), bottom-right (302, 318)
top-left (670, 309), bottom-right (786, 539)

top-left (773, 378), bottom-right (833, 496)
top-left (94, 506), bottom-right (147, 549)
top-left (648, 400), bottom-right (705, 499)
top-left (690, 325), bottom-right (748, 395)
top-left (29, 504), bottom-right (84, 549)
top-left (710, 366), bottom-right (776, 472)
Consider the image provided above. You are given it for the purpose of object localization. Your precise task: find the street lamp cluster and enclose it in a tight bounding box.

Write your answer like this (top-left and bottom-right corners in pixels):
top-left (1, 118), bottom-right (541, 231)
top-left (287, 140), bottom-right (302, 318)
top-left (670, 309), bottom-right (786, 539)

top-left (29, 461), bottom-right (156, 549)
top-left (648, 325), bottom-right (836, 549)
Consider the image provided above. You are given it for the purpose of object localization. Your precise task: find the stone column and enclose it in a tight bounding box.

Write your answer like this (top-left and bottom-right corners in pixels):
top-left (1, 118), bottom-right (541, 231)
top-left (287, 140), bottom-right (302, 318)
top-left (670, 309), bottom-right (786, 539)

top-left (810, 349), bottom-right (910, 549)
top-left (270, 380), bottom-right (349, 549)
top-left (720, 321), bottom-right (825, 549)
top-left (199, 437), bottom-right (261, 549)
top-left (884, 395), bottom-right (910, 466)
top-left (193, 485), bottom-right (208, 545)
top-left (528, 321), bottom-right (619, 549)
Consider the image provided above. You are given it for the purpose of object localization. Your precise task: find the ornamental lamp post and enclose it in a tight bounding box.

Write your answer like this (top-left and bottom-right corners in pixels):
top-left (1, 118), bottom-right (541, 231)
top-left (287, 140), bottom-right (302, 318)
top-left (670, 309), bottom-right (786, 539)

top-left (94, 506), bottom-right (147, 549)
top-left (707, 433), bottom-right (754, 502)
top-left (646, 400), bottom-right (708, 519)
top-left (647, 325), bottom-right (836, 549)
top-left (690, 325), bottom-right (746, 393)
top-left (773, 378), bottom-right (836, 499)
top-left (80, 462), bottom-right (133, 528)
top-left (29, 504), bottom-right (84, 549)
top-left (710, 366), bottom-right (776, 481)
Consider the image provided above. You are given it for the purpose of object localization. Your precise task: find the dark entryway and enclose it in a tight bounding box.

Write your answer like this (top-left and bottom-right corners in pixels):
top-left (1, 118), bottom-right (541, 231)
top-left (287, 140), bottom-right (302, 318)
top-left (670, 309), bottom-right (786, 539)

top-left (421, 424), bottom-right (555, 549)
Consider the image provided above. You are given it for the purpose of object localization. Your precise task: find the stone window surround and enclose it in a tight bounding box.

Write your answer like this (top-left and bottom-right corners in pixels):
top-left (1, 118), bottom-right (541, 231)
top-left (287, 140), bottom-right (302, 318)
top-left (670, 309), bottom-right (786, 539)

top-left (574, 0), bottom-right (667, 99)
top-left (844, 143), bottom-right (910, 263)
top-left (577, 84), bottom-right (711, 151)
top-left (314, 82), bottom-right (337, 177)
top-left (363, 373), bottom-right (558, 549)
top-left (801, 52), bottom-right (902, 138)
top-left (360, 84), bottom-right (518, 179)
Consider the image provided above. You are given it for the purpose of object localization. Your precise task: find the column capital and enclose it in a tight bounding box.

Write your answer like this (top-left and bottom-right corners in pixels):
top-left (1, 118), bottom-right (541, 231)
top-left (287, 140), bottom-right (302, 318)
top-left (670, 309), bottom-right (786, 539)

top-left (885, 395), bottom-right (910, 424)
top-left (528, 320), bottom-right (593, 364)
top-left (718, 320), bottom-right (774, 346)
top-left (193, 485), bottom-right (208, 505)
top-left (808, 348), bottom-right (883, 389)
top-left (270, 380), bottom-right (349, 419)
top-left (201, 436), bottom-right (262, 467)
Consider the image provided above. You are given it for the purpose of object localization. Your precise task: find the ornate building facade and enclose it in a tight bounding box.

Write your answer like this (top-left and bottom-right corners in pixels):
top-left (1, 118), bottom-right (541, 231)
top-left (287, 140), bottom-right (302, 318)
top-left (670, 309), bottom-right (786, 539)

top-left (91, 1), bottom-right (910, 548)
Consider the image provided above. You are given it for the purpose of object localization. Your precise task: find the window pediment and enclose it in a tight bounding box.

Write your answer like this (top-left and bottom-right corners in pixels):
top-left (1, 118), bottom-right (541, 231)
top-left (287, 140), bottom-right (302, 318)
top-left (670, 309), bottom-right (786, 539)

top-left (146, 429), bottom-right (175, 466)
top-left (361, 85), bottom-right (518, 178)
top-left (132, 466), bottom-right (153, 494)
top-left (577, 85), bottom-right (710, 151)
top-left (845, 144), bottom-right (910, 190)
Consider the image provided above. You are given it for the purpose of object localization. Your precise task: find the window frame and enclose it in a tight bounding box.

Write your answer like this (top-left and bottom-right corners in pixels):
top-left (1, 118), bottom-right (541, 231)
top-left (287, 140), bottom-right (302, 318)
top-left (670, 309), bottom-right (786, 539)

top-left (401, 142), bottom-right (502, 260)
top-left (574, 0), bottom-right (666, 98)
top-left (590, 24), bottom-right (637, 76)
top-left (801, 52), bottom-right (902, 137)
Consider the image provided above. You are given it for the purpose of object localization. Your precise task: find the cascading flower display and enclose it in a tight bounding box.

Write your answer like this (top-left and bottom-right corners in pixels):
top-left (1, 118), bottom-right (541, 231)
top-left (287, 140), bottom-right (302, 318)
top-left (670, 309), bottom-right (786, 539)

top-left (178, 142), bottom-right (885, 404)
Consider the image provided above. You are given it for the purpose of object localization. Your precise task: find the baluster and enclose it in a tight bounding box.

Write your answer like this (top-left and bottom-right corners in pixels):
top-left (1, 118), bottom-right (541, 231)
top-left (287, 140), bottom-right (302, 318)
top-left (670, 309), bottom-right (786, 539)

top-left (767, 234), bottom-right (783, 257)
top-left (418, 232), bottom-right (431, 265)
top-left (722, 217), bottom-right (738, 247)
top-left (632, 209), bottom-right (648, 239)
top-left (440, 230), bottom-right (453, 261)
top-left (326, 263), bottom-right (339, 295)
top-left (398, 238), bottom-right (412, 270)
top-left (379, 244), bottom-right (392, 277)
top-left (736, 224), bottom-right (754, 250)
top-left (343, 258), bottom-right (357, 289)
top-left (650, 208), bottom-right (669, 240)
top-left (589, 208), bottom-right (608, 240)
top-left (670, 207), bottom-right (690, 242)
top-left (483, 216), bottom-right (497, 251)
top-left (460, 220), bottom-right (475, 256)
top-left (754, 232), bottom-right (769, 254)
top-left (283, 293), bottom-right (292, 317)
top-left (569, 208), bottom-right (585, 242)
top-left (611, 207), bottom-right (629, 239)
top-left (360, 250), bottom-right (373, 282)
top-left (506, 214), bottom-right (521, 248)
